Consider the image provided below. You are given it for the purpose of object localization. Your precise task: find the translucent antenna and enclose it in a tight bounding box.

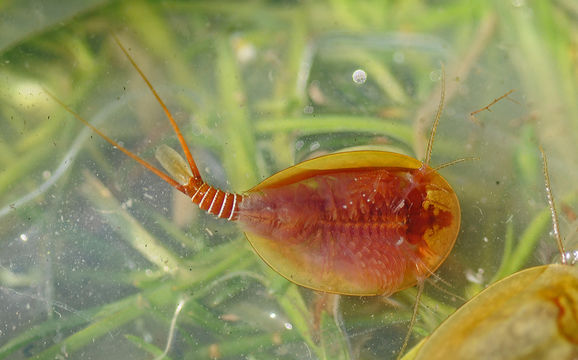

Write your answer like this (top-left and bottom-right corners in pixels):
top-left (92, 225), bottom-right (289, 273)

top-left (470, 89), bottom-right (517, 122)
top-left (397, 281), bottom-right (425, 360)
top-left (433, 157), bottom-right (479, 172)
top-left (424, 65), bottom-right (446, 166)
top-left (539, 146), bottom-right (566, 264)
top-left (113, 35), bottom-right (202, 182)
top-left (43, 88), bottom-right (185, 193)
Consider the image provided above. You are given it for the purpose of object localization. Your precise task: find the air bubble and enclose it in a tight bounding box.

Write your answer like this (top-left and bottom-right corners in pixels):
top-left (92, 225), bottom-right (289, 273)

top-left (352, 69), bottom-right (367, 84)
top-left (393, 51), bottom-right (405, 64)
top-left (429, 70), bottom-right (442, 82)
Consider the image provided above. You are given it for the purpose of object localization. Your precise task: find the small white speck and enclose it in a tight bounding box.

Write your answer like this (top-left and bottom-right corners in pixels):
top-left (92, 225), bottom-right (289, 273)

top-left (269, 312), bottom-right (277, 319)
top-left (393, 200), bottom-right (405, 212)
top-left (309, 141), bottom-right (320, 151)
top-left (20, 233), bottom-right (28, 242)
top-left (295, 140), bottom-right (305, 151)
top-left (395, 237), bottom-right (404, 246)
top-left (393, 51), bottom-right (405, 64)
top-left (284, 322), bottom-right (293, 330)
top-left (342, 205), bottom-right (348, 209)
top-left (121, 199), bottom-right (133, 209)
top-left (483, 236), bottom-right (489, 243)
top-left (465, 268), bottom-right (485, 284)
top-left (143, 333), bottom-right (153, 343)
top-left (563, 250), bottom-right (578, 265)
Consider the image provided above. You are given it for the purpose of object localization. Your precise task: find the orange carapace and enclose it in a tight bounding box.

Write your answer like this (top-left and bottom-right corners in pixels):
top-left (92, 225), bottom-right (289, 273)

top-left (48, 37), bottom-right (460, 297)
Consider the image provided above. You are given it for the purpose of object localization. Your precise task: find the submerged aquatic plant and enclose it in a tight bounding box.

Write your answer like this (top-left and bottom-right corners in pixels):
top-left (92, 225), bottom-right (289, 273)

top-left (0, 1), bottom-right (577, 359)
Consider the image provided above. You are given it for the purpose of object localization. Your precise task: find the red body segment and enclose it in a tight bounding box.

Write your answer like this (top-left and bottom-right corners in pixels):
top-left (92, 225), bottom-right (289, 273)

top-left (237, 151), bottom-right (460, 296)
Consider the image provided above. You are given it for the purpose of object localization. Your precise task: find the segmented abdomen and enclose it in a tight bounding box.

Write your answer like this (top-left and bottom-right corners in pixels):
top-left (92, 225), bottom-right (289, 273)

top-left (190, 183), bottom-right (242, 221)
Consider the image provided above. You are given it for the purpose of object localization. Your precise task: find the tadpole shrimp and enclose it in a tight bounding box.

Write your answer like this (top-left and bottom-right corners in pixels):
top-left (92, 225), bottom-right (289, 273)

top-left (404, 148), bottom-right (578, 360)
top-left (47, 37), bottom-right (463, 357)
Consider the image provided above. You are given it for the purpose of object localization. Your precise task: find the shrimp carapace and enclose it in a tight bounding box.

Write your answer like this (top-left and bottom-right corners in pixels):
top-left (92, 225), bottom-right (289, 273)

top-left (239, 151), bottom-right (459, 296)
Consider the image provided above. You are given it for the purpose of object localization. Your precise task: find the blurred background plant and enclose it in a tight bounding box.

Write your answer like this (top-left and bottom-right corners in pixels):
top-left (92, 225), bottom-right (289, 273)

top-left (0, 0), bottom-right (577, 359)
